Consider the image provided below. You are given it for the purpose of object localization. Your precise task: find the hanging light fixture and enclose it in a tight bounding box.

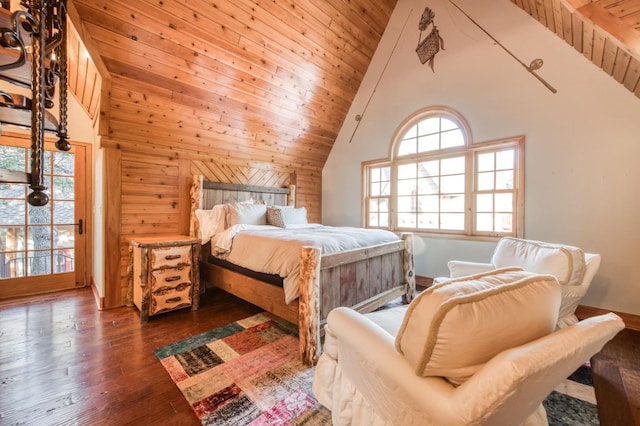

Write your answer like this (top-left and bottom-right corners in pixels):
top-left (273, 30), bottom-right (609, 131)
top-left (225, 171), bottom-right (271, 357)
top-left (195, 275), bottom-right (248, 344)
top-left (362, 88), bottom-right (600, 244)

top-left (0, 0), bottom-right (70, 206)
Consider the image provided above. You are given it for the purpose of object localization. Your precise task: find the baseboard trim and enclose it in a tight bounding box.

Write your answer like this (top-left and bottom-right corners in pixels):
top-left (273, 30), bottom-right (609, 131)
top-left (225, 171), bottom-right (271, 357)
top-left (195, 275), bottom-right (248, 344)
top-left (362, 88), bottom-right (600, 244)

top-left (576, 305), bottom-right (640, 331)
top-left (90, 277), bottom-right (105, 310)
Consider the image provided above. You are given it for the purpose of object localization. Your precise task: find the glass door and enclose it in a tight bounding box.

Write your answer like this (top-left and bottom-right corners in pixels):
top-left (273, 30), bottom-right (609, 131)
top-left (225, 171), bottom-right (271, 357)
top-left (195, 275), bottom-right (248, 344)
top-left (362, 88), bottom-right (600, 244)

top-left (0, 136), bottom-right (88, 298)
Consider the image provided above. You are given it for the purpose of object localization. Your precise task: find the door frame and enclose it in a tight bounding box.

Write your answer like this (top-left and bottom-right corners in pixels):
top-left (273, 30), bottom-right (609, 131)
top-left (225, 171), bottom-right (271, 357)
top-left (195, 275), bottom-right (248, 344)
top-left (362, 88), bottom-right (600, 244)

top-left (0, 131), bottom-right (93, 298)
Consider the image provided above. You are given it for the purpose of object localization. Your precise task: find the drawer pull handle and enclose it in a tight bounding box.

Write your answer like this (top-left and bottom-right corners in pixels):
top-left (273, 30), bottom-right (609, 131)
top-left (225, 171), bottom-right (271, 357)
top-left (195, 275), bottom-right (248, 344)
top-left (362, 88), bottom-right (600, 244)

top-left (165, 254), bottom-right (182, 260)
top-left (166, 297), bottom-right (182, 304)
top-left (165, 276), bottom-right (181, 282)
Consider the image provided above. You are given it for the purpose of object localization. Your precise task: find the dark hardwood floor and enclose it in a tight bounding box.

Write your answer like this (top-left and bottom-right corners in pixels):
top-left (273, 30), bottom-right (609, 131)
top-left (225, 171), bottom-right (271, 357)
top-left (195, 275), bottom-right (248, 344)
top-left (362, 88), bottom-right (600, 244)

top-left (0, 287), bottom-right (638, 425)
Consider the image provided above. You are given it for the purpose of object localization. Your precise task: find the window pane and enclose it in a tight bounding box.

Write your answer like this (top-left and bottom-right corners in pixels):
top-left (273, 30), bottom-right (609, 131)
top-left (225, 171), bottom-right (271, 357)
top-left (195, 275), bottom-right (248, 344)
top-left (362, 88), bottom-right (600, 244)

top-left (380, 181), bottom-right (390, 196)
top-left (440, 129), bottom-right (464, 148)
top-left (53, 176), bottom-right (75, 200)
top-left (495, 193), bottom-right (513, 212)
top-left (369, 213), bottom-right (379, 227)
top-left (476, 213), bottom-right (493, 232)
top-left (53, 201), bottom-right (74, 225)
top-left (53, 152), bottom-right (74, 176)
top-left (370, 182), bottom-right (381, 196)
top-left (496, 170), bottom-right (513, 190)
top-left (441, 213), bottom-right (464, 230)
top-left (418, 118), bottom-right (440, 135)
top-left (417, 213), bottom-right (438, 229)
top-left (398, 212), bottom-right (416, 228)
top-left (378, 198), bottom-right (388, 212)
top-left (440, 175), bottom-right (464, 193)
top-left (370, 168), bottom-right (380, 181)
top-left (1, 226), bottom-right (25, 251)
top-left (403, 124), bottom-right (418, 139)
top-left (0, 146), bottom-right (26, 171)
top-left (54, 225), bottom-right (75, 248)
top-left (0, 182), bottom-right (26, 199)
top-left (476, 194), bottom-right (493, 212)
top-left (1, 200), bottom-right (26, 225)
top-left (53, 248), bottom-right (74, 273)
top-left (369, 199), bottom-right (379, 211)
top-left (496, 150), bottom-right (514, 170)
top-left (441, 157), bottom-right (465, 175)
top-left (1, 252), bottom-right (26, 278)
top-left (29, 226), bottom-right (52, 250)
top-left (28, 251), bottom-right (51, 275)
top-left (495, 213), bottom-right (513, 233)
top-left (398, 139), bottom-right (417, 156)
top-left (477, 171), bottom-right (494, 190)
top-left (397, 196), bottom-right (416, 211)
top-left (420, 160), bottom-right (439, 176)
top-left (398, 163), bottom-right (416, 179)
top-left (440, 118), bottom-right (458, 131)
top-left (379, 213), bottom-right (389, 227)
top-left (417, 177), bottom-right (438, 195)
top-left (441, 195), bottom-right (464, 212)
top-left (397, 179), bottom-right (417, 196)
top-left (417, 134), bottom-right (439, 152)
top-left (477, 152), bottom-right (495, 172)
top-left (419, 195), bottom-right (439, 212)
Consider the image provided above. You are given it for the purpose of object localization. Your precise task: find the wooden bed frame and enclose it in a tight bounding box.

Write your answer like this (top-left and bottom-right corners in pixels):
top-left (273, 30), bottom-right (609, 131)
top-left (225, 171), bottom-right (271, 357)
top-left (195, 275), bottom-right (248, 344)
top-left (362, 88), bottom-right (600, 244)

top-left (189, 175), bottom-right (415, 365)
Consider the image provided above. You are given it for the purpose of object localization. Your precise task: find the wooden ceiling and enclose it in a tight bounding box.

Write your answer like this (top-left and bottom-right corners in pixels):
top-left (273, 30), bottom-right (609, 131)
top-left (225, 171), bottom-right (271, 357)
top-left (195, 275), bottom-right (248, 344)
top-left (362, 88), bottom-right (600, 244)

top-left (511, 0), bottom-right (640, 99)
top-left (68, 0), bottom-right (398, 173)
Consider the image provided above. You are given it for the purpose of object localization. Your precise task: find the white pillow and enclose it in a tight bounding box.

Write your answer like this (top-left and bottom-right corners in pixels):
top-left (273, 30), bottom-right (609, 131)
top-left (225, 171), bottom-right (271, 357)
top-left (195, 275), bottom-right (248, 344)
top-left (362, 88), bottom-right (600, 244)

top-left (395, 267), bottom-right (560, 384)
top-left (195, 204), bottom-right (226, 244)
top-left (492, 237), bottom-right (586, 286)
top-left (226, 202), bottom-right (267, 227)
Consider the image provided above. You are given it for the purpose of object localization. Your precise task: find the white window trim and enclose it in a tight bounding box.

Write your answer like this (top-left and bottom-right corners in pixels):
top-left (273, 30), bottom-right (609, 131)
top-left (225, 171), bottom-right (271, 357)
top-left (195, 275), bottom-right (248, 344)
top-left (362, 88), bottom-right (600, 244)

top-left (363, 107), bottom-right (524, 240)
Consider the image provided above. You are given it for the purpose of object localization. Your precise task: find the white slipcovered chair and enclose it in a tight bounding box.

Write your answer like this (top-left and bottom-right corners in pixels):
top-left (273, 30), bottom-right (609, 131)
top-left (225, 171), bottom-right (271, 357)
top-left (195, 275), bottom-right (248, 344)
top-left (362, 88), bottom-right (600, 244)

top-left (444, 237), bottom-right (601, 328)
top-left (313, 268), bottom-right (624, 426)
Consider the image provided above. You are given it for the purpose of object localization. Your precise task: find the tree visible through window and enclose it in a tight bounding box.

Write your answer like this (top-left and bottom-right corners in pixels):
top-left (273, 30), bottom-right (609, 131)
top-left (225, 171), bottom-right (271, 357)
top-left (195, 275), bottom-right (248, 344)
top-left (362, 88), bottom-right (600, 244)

top-left (363, 107), bottom-right (524, 238)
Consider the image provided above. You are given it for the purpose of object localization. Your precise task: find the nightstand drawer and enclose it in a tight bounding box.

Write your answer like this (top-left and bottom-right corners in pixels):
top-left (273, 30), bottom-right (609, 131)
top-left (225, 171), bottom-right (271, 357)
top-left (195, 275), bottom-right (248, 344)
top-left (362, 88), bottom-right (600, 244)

top-left (150, 266), bottom-right (192, 291)
top-left (150, 245), bottom-right (192, 269)
top-left (150, 281), bottom-right (192, 315)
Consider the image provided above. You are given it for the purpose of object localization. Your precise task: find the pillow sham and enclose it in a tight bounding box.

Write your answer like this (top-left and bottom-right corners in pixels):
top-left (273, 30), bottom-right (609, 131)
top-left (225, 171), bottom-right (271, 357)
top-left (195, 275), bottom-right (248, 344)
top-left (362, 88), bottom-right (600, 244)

top-left (226, 202), bottom-right (267, 227)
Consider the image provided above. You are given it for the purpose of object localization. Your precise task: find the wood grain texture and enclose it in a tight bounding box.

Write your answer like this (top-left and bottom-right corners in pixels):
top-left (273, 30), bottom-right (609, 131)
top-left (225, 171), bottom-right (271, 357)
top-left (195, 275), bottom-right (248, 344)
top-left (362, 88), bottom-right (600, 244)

top-left (68, 0), bottom-right (397, 307)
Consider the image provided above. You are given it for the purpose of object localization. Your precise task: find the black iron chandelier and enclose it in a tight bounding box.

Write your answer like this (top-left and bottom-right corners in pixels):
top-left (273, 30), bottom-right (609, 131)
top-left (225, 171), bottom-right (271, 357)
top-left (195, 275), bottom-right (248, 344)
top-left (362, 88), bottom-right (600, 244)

top-left (0, 0), bottom-right (70, 206)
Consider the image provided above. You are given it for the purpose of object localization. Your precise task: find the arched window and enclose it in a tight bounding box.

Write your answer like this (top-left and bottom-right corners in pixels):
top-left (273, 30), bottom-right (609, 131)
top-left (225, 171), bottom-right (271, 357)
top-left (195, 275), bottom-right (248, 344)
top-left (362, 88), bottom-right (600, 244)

top-left (364, 107), bottom-right (524, 238)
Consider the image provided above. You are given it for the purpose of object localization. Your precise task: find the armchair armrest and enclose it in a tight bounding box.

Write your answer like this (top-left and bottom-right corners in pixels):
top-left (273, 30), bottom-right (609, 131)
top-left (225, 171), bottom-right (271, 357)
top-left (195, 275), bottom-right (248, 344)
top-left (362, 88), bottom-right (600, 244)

top-left (447, 260), bottom-right (495, 278)
top-left (317, 307), bottom-right (460, 425)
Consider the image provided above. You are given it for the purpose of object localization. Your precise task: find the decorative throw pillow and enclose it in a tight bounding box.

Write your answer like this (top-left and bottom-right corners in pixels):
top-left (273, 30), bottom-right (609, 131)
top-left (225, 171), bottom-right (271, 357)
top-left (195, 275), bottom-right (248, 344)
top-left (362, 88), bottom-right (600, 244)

top-left (492, 237), bottom-right (586, 286)
top-left (394, 267), bottom-right (560, 384)
top-left (225, 202), bottom-right (267, 227)
top-left (267, 207), bottom-right (287, 228)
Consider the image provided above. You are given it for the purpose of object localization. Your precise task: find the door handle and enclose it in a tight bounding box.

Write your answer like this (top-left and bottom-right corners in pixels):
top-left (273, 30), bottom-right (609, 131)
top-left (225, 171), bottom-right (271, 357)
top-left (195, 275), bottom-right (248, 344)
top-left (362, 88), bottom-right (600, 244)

top-left (75, 219), bottom-right (83, 235)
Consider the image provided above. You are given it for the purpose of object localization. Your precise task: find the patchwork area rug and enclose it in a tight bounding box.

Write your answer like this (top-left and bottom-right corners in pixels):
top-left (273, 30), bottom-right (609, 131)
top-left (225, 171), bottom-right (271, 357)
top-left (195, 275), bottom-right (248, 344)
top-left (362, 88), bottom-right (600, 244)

top-left (155, 312), bottom-right (599, 425)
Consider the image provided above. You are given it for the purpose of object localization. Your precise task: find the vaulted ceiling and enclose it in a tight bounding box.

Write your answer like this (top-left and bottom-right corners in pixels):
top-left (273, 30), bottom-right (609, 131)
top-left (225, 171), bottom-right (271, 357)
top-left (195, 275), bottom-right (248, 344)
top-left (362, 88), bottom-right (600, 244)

top-left (66, 0), bottom-right (639, 176)
top-left (68, 0), bottom-right (398, 174)
top-left (511, 0), bottom-right (640, 99)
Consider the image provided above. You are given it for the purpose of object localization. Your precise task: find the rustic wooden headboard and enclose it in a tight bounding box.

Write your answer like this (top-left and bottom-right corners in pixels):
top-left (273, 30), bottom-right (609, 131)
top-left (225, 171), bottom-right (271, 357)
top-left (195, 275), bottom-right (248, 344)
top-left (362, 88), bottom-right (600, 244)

top-left (189, 175), bottom-right (297, 238)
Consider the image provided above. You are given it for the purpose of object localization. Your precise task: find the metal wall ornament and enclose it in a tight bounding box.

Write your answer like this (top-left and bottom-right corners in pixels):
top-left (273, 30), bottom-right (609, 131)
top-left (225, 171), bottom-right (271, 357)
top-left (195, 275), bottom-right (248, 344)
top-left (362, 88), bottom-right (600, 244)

top-left (416, 6), bottom-right (444, 71)
top-left (0, 0), bottom-right (71, 207)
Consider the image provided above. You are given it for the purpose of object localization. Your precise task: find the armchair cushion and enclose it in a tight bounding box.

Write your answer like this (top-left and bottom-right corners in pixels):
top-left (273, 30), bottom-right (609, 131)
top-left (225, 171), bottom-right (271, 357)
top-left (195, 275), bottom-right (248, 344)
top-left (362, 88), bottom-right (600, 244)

top-left (395, 267), bottom-right (561, 384)
top-left (492, 237), bottom-right (586, 286)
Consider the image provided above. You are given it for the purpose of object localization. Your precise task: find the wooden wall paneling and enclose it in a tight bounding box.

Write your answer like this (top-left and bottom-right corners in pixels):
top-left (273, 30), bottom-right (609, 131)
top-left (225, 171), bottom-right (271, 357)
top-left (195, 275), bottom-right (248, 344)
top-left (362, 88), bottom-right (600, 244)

top-left (103, 147), bottom-right (122, 309)
top-left (613, 49), bottom-right (632, 82)
top-left (623, 57), bottom-right (640, 90)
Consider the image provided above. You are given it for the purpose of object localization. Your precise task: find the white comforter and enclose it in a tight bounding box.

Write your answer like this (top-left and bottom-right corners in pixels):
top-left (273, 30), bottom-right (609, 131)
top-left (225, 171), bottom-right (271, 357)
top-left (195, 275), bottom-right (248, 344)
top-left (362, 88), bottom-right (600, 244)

top-left (211, 224), bottom-right (400, 304)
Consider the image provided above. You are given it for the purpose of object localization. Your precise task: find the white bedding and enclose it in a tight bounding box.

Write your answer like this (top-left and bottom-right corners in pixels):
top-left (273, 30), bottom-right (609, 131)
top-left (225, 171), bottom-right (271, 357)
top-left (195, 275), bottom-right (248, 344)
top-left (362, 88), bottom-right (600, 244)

top-left (211, 224), bottom-right (401, 304)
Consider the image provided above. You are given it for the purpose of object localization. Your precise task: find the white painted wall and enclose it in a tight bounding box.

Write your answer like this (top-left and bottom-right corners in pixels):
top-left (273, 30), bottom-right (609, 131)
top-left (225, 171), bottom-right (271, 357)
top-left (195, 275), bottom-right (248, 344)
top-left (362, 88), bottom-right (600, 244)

top-left (323, 0), bottom-right (640, 315)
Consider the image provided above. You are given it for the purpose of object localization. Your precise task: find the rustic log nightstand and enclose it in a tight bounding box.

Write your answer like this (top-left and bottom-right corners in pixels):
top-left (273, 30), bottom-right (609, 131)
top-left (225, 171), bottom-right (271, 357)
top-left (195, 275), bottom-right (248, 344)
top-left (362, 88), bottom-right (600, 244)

top-left (127, 235), bottom-right (201, 322)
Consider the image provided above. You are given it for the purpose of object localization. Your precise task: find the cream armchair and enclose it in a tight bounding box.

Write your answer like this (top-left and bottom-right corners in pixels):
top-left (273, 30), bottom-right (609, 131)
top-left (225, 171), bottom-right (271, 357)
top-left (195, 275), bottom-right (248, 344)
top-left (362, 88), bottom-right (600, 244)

top-left (313, 268), bottom-right (623, 426)
top-left (445, 237), bottom-right (601, 328)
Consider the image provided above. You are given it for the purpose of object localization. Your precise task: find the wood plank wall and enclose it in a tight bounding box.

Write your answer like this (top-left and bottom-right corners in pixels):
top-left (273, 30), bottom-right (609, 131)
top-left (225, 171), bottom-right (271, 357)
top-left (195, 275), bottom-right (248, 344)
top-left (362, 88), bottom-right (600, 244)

top-left (68, 1), bottom-right (398, 308)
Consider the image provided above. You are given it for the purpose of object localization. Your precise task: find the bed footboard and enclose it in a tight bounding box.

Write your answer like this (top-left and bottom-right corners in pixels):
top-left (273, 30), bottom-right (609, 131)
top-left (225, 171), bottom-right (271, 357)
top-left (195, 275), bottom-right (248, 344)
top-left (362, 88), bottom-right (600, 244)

top-left (299, 233), bottom-right (415, 365)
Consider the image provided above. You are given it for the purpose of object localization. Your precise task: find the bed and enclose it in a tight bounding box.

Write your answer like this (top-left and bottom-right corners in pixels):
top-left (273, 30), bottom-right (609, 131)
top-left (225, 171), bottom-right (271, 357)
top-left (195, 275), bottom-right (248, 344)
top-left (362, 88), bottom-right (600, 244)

top-left (189, 175), bottom-right (415, 365)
